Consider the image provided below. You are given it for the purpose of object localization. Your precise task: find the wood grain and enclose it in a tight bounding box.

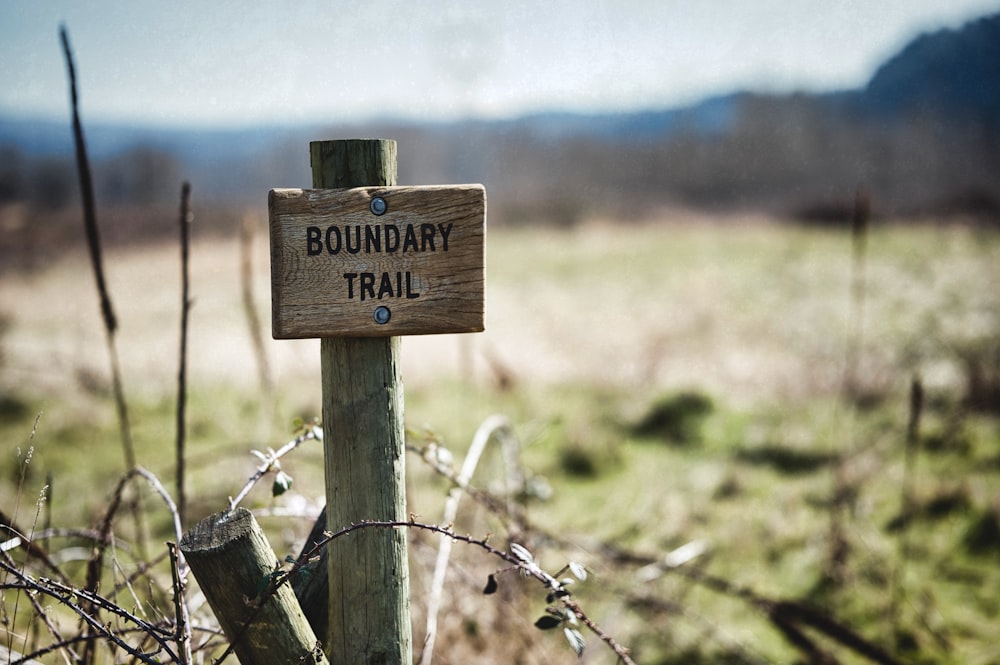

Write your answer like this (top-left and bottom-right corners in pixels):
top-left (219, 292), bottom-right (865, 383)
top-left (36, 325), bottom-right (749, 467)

top-left (269, 184), bottom-right (486, 338)
top-left (179, 508), bottom-right (328, 665)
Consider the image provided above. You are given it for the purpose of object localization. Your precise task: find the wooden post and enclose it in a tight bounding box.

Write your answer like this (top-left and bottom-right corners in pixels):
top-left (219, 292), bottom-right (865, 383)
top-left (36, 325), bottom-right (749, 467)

top-left (179, 508), bottom-right (328, 665)
top-left (312, 139), bottom-right (412, 665)
top-left (269, 139), bottom-right (484, 661)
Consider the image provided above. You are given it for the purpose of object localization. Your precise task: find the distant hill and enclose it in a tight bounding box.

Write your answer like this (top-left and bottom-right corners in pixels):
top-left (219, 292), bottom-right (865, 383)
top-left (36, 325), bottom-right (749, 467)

top-left (2, 11), bottom-right (998, 226)
top-left (860, 13), bottom-right (1000, 124)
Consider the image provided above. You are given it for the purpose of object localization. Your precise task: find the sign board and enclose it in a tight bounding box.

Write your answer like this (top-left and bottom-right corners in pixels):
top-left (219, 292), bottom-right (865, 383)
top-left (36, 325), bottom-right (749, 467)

top-left (269, 184), bottom-right (485, 338)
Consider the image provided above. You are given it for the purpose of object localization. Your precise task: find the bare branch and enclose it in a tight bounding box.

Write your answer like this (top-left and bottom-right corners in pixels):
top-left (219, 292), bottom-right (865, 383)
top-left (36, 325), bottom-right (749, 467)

top-left (59, 24), bottom-right (136, 472)
top-left (177, 181), bottom-right (193, 527)
top-left (228, 424), bottom-right (322, 510)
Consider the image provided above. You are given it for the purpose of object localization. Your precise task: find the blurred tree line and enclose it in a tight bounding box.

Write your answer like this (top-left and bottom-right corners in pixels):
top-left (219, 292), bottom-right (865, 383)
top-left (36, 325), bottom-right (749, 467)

top-left (3, 101), bottom-right (997, 228)
top-left (0, 143), bottom-right (181, 209)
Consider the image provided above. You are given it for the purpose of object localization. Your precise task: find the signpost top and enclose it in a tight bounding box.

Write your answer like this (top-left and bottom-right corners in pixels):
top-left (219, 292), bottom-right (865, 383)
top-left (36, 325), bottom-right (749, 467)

top-left (269, 183), bottom-right (485, 339)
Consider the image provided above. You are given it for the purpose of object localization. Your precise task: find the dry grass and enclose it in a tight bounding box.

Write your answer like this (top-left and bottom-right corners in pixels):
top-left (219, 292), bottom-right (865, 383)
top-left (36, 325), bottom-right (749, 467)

top-left (5, 211), bottom-right (993, 404)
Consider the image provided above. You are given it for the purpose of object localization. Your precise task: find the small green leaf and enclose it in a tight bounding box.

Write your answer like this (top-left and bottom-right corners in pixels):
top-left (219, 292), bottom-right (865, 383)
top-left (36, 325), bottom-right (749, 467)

top-left (564, 627), bottom-right (585, 656)
top-left (534, 615), bottom-right (562, 630)
top-left (272, 471), bottom-right (293, 496)
top-left (483, 574), bottom-right (498, 595)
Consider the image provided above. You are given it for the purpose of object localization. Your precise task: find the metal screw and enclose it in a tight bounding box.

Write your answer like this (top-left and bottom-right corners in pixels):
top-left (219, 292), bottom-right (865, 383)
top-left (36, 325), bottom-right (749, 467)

top-left (370, 196), bottom-right (387, 216)
top-left (373, 306), bottom-right (391, 325)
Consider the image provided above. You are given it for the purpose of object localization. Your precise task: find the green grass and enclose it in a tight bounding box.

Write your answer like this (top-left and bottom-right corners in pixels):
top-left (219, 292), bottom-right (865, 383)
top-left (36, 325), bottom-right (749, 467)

top-left (2, 218), bottom-right (999, 663)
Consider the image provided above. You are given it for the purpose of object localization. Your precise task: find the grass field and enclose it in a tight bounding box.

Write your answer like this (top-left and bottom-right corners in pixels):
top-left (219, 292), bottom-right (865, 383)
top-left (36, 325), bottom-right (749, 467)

top-left (2, 212), bottom-right (999, 663)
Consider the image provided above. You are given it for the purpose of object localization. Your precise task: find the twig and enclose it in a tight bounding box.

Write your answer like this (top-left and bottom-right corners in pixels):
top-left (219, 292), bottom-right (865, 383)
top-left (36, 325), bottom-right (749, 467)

top-left (0, 561), bottom-right (178, 664)
top-left (228, 424), bottom-right (322, 510)
top-left (419, 414), bottom-right (517, 665)
top-left (131, 467), bottom-right (184, 557)
top-left (409, 442), bottom-right (902, 664)
top-left (4, 460), bottom-right (191, 664)
top-left (168, 542), bottom-right (193, 665)
top-left (563, 597), bottom-right (637, 665)
top-left (4, 467), bottom-right (224, 665)
top-left (8, 417), bottom-right (39, 550)
top-left (0, 547), bottom-right (73, 665)
top-left (0, 510), bottom-right (71, 585)
top-left (43, 471), bottom-right (53, 547)
top-left (598, 538), bottom-right (906, 664)
top-left (59, 24), bottom-right (135, 472)
top-left (406, 432), bottom-right (532, 537)
top-left (79, 467), bottom-right (130, 664)
top-left (248, 520), bottom-right (638, 665)
top-left (772, 600), bottom-right (903, 665)
top-left (768, 607), bottom-right (839, 665)
top-left (177, 182), bottom-right (193, 527)
top-left (79, 465), bottom-right (183, 663)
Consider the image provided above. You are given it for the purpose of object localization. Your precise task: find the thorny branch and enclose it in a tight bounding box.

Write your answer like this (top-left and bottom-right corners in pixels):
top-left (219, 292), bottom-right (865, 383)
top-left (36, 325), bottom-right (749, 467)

top-left (0, 558), bottom-right (178, 664)
top-left (0, 546), bottom-right (73, 665)
top-left (239, 519), bottom-right (637, 665)
top-left (409, 437), bottom-right (905, 665)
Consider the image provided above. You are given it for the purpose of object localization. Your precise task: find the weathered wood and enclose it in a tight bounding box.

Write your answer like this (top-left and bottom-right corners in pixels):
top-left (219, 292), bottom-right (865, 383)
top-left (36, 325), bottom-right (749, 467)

top-left (179, 508), bottom-right (328, 665)
top-left (312, 139), bottom-right (412, 665)
top-left (269, 184), bottom-right (485, 338)
top-left (292, 506), bottom-right (330, 644)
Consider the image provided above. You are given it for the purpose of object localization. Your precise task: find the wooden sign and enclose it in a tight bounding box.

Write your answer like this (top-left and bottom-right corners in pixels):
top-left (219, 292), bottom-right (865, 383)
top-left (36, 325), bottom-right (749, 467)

top-left (269, 184), bottom-right (485, 338)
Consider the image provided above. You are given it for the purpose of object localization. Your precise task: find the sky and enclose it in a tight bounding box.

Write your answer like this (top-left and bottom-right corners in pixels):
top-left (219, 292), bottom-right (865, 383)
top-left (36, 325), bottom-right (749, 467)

top-left (1, 0), bottom-right (999, 128)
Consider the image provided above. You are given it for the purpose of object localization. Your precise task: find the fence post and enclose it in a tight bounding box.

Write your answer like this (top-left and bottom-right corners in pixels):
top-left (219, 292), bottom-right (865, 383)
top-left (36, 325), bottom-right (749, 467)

top-left (269, 138), bottom-right (484, 661)
top-left (311, 139), bottom-right (412, 665)
top-left (179, 508), bottom-right (329, 665)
